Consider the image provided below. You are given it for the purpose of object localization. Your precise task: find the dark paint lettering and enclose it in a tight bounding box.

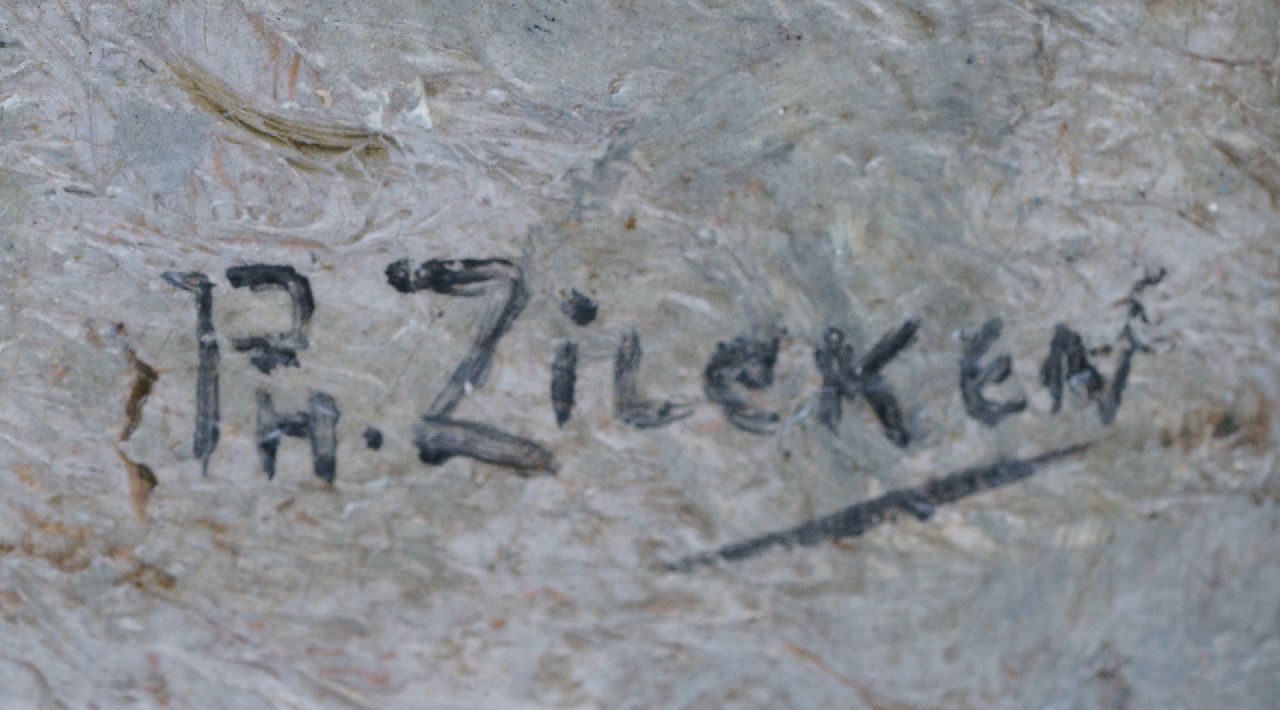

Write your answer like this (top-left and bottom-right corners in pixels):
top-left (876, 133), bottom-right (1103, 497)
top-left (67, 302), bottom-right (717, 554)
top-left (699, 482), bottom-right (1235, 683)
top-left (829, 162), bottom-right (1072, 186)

top-left (225, 264), bottom-right (315, 373)
top-left (814, 328), bottom-right (848, 431)
top-left (1039, 322), bottom-right (1149, 425)
top-left (1039, 269), bottom-right (1165, 422)
top-left (308, 392), bottom-right (340, 482)
top-left (1127, 267), bottom-right (1167, 325)
top-left (813, 320), bottom-right (919, 447)
top-left (613, 330), bottom-right (692, 428)
top-left (559, 289), bottom-right (598, 326)
top-left (550, 341), bottom-right (578, 427)
top-left (704, 335), bottom-right (781, 434)
top-left (414, 416), bottom-right (555, 474)
top-left (959, 318), bottom-right (1027, 427)
top-left (163, 271), bottom-right (220, 475)
top-left (386, 258), bottom-right (526, 416)
top-left (254, 389), bottom-right (340, 483)
top-left (1039, 323), bottom-right (1101, 415)
top-left (387, 257), bottom-right (554, 473)
top-left (1096, 324), bottom-right (1151, 425)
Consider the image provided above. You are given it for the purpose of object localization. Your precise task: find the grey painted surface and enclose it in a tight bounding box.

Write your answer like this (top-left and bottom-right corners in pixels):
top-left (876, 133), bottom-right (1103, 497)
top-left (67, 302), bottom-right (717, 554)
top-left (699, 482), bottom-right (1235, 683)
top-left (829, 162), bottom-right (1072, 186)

top-left (0, 2), bottom-right (1277, 707)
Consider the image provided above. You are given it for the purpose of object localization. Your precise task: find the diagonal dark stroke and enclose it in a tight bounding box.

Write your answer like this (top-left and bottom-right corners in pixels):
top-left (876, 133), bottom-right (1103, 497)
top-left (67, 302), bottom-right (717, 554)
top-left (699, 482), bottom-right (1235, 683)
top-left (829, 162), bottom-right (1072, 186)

top-left (664, 443), bottom-right (1091, 571)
